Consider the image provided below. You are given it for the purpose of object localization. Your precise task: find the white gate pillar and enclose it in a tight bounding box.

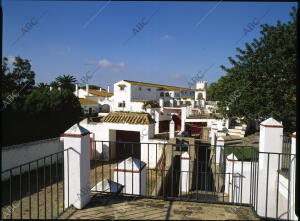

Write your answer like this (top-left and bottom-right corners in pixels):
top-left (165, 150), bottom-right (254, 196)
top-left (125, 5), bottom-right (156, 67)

top-left (61, 124), bottom-right (91, 209)
top-left (210, 122), bottom-right (217, 146)
top-left (180, 152), bottom-right (190, 193)
top-left (216, 136), bottom-right (224, 165)
top-left (169, 120), bottom-right (175, 139)
top-left (257, 117), bottom-right (283, 217)
top-left (290, 133), bottom-right (297, 220)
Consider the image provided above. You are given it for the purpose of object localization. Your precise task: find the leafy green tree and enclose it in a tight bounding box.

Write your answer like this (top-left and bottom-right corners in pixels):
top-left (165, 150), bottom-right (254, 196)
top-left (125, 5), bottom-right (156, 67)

top-left (55, 75), bottom-right (77, 91)
top-left (215, 6), bottom-right (297, 131)
top-left (1, 56), bottom-right (35, 95)
top-left (206, 82), bottom-right (218, 101)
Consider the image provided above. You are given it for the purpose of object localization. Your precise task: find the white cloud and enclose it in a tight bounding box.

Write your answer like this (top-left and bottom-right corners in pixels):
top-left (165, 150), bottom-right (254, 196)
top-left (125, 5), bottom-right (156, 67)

top-left (161, 34), bottom-right (171, 40)
top-left (97, 59), bottom-right (125, 72)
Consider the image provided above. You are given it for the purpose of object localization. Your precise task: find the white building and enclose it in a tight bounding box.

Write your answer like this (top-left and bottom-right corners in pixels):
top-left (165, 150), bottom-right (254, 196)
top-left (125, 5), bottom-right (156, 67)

top-left (112, 80), bottom-right (207, 112)
top-left (75, 84), bottom-right (113, 113)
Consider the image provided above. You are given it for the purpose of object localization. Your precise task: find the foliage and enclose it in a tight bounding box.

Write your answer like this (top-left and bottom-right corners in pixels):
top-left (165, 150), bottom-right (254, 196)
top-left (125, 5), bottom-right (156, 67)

top-left (214, 7), bottom-right (297, 132)
top-left (55, 75), bottom-right (77, 91)
top-left (197, 93), bottom-right (203, 100)
top-left (1, 56), bottom-right (83, 146)
top-left (142, 100), bottom-right (160, 110)
top-left (1, 56), bottom-right (35, 96)
top-left (206, 82), bottom-right (218, 101)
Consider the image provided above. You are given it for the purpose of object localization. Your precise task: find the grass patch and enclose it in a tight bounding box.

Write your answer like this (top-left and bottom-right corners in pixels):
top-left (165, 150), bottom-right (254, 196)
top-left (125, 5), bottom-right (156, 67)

top-left (224, 147), bottom-right (257, 161)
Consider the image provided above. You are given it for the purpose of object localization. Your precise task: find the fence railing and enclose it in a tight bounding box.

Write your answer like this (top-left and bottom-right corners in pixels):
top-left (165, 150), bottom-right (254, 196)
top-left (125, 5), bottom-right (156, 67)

top-left (281, 135), bottom-right (291, 177)
top-left (1, 148), bottom-right (72, 220)
top-left (2, 140), bottom-right (296, 220)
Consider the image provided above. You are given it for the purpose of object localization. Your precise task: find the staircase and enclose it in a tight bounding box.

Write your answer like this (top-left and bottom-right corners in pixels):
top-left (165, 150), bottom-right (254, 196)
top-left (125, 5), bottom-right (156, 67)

top-left (228, 120), bottom-right (247, 137)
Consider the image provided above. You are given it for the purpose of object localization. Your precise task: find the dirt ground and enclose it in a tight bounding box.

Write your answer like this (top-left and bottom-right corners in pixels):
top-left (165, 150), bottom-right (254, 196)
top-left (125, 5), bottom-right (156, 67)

top-left (224, 132), bottom-right (260, 148)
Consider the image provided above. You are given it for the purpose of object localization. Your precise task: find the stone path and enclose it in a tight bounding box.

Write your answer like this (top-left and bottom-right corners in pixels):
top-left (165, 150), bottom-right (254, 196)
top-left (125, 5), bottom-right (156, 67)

top-left (59, 193), bottom-right (259, 220)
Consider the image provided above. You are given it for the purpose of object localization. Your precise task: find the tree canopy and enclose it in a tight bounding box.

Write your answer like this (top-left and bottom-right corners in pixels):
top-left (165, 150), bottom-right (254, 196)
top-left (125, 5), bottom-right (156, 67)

top-left (1, 56), bottom-right (83, 146)
top-left (213, 6), bottom-right (297, 131)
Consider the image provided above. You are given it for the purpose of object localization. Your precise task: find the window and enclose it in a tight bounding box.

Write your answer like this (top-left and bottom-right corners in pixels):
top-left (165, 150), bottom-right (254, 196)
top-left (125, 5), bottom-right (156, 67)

top-left (165, 92), bottom-right (169, 97)
top-left (120, 86), bottom-right (125, 91)
top-left (147, 88), bottom-right (151, 91)
top-left (160, 92), bottom-right (164, 97)
top-left (138, 87), bottom-right (142, 91)
top-left (118, 102), bottom-right (125, 107)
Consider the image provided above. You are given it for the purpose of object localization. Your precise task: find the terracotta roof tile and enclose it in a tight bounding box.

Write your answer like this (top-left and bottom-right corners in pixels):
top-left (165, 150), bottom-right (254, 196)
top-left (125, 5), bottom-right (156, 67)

top-left (101, 112), bottom-right (155, 125)
top-left (123, 80), bottom-right (198, 92)
top-left (79, 98), bottom-right (99, 105)
top-left (83, 89), bottom-right (113, 97)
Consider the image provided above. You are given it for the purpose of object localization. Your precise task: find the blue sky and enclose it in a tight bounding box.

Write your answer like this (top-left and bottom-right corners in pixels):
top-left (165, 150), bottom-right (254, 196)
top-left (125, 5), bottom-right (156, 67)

top-left (2, 1), bottom-right (297, 91)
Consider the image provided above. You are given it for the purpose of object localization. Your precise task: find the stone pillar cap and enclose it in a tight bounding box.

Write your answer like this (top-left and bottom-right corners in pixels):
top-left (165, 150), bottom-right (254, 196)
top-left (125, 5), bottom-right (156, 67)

top-left (260, 117), bottom-right (283, 128)
top-left (61, 123), bottom-right (90, 137)
top-left (227, 153), bottom-right (238, 162)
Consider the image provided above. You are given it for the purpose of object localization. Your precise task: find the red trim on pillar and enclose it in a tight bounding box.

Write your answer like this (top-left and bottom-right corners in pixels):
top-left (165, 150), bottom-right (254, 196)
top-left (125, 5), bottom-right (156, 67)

top-left (260, 124), bottom-right (283, 128)
top-left (61, 132), bottom-right (90, 137)
top-left (290, 134), bottom-right (296, 138)
top-left (227, 158), bottom-right (238, 162)
top-left (181, 157), bottom-right (192, 160)
top-left (217, 140), bottom-right (224, 142)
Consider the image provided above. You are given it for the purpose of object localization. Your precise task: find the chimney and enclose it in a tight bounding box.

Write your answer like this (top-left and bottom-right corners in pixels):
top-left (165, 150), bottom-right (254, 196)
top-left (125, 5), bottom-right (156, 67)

top-left (86, 84), bottom-right (89, 95)
top-left (99, 87), bottom-right (102, 92)
top-left (50, 86), bottom-right (53, 91)
top-left (75, 84), bottom-right (79, 97)
top-left (107, 85), bottom-right (110, 93)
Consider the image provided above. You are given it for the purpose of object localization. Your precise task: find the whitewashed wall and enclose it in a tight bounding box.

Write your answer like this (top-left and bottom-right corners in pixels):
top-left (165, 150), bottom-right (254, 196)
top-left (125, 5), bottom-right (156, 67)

top-left (2, 138), bottom-right (64, 180)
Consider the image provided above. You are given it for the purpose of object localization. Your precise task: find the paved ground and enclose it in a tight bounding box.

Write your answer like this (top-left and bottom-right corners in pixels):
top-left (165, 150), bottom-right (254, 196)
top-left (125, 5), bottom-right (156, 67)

top-left (224, 132), bottom-right (259, 148)
top-left (59, 193), bottom-right (259, 220)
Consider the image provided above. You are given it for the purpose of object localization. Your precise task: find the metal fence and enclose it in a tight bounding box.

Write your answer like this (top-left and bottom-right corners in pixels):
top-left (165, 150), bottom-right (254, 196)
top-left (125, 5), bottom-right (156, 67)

top-left (1, 140), bottom-right (296, 220)
top-left (281, 135), bottom-right (291, 177)
top-left (1, 148), bottom-right (72, 220)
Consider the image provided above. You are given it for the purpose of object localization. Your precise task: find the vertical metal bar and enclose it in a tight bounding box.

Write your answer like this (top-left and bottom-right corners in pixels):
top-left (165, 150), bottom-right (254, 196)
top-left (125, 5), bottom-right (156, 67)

top-left (214, 144), bottom-right (217, 197)
top-left (67, 150), bottom-right (70, 208)
top-left (139, 143), bottom-right (141, 196)
top-left (287, 153), bottom-right (291, 220)
top-left (253, 149), bottom-right (257, 211)
top-left (50, 155), bottom-right (53, 219)
top-left (102, 142), bottom-right (104, 192)
top-left (124, 143), bottom-right (126, 194)
top-left (196, 144), bottom-right (199, 200)
top-left (44, 157), bottom-right (46, 220)
top-left (231, 147), bottom-right (235, 204)
top-left (163, 143), bottom-right (166, 199)
top-left (205, 146), bottom-right (208, 195)
top-left (155, 143), bottom-right (157, 197)
top-left (241, 146), bottom-right (244, 205)
top-left (20, 166), bottom-right (22, 219)
top-left (187, 143), bottom-right (190, 199)
top-left (148, 144), bottom-right (149, 196)
top-left (56, 154), bottom-right (59, 217)
top-left (276, 154), bottom-right (280, 219)
top-left (255, 150), bottom-right (259, 212)
top-left (10, 169), bottom-right (12, 219)
top-left (132, 143), bottom-right (134, 196)
top-left (109, 141), bottom-right (112, 192)
top-left (37, 160), bottom-right (39, 219)
top-left (265, 153), bottom-right (270, 217)
top-left (62, 152), bottom-right (65, 212)
top-left (250, 147), bottom-right (253, 206)
top-left (94, 141), bottom-right (97, 191)
top-left (222, 146), bottom-right (226, 203)
top-left (29, 163), bottom-right (31, 219)
top-left (171, 144), bottom-right (174, 198)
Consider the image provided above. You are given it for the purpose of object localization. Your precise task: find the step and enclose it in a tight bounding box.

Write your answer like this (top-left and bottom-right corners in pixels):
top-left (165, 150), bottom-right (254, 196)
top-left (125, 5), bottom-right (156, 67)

top-left (228, 128), bottom-right (242, 133)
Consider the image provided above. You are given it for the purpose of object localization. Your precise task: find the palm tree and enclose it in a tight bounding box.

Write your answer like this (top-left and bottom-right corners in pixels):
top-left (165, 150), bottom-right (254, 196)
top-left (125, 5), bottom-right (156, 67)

top-left (55, 75), bottom-right (77, 91)
top-left (36, 82), bottom-right (49, 91)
